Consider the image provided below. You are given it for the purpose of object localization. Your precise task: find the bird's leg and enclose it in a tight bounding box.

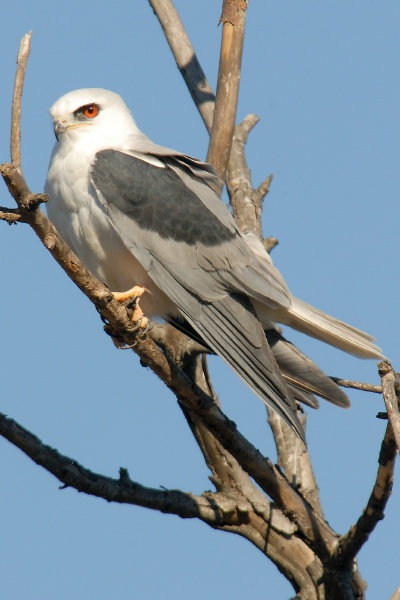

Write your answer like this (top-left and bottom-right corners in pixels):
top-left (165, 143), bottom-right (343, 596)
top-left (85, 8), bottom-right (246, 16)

top-left (112, 285), bottom-right (148, 330)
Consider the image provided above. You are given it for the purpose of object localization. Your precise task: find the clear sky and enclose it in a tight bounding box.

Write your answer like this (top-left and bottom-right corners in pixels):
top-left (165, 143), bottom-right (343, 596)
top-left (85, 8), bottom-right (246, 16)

top-left (1, 2), bottom-right (399, 599)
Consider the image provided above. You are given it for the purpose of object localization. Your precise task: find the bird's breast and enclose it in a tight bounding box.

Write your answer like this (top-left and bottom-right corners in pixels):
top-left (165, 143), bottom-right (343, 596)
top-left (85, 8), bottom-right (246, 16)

top-left (45, 148), bottom-right (176, 318)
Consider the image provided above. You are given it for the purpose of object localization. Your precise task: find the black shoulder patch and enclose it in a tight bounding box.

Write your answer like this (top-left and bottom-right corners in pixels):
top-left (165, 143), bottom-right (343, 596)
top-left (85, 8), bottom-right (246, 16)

top-left (92, 150), bottom-right (235, 247)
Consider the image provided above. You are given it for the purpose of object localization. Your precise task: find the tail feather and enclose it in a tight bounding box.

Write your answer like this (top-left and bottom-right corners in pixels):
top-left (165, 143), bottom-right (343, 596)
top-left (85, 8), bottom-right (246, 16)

top-left (282, 297), bottom-right (383, 359)
top-left (265, 327), bottom-right (350, 408)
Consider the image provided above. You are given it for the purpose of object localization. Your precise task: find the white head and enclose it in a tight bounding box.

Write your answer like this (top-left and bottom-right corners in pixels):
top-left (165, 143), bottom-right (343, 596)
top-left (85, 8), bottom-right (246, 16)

top-left (49, 88), bottom-right (149, 154)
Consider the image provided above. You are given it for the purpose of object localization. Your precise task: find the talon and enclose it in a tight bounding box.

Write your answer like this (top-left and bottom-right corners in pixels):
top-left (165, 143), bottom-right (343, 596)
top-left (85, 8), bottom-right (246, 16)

top-left (112, 285), bottom-right (148, 327)
top-left (134, 314), bottom-right (149, 330)
top-left (112, 285), bottom-right (146, 304)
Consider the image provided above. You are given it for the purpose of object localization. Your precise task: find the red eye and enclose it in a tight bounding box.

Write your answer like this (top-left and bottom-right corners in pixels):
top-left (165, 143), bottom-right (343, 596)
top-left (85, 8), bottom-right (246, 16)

top-left (82, 104), bottom-right (99, 118)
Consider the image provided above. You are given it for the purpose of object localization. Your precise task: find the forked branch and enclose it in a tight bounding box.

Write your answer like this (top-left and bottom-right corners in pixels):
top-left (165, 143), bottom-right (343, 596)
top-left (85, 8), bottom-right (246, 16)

top-left (335, 409), bottom-right (397, 566)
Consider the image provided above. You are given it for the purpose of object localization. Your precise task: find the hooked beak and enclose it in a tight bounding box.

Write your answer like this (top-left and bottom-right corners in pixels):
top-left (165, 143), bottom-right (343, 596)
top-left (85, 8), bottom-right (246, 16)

top-left (54, 121), bottom-right (66, 141)
top-left (53, 121), bottom-right (90, 141)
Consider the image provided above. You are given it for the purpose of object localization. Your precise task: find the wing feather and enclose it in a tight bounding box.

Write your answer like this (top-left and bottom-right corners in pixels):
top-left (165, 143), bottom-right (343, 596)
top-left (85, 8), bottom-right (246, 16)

top-left (90, 150), bottom-right (304, 438)
top-left (91, 149), bottom-right (292, 310)
top-left (144, 245), bottom-right (305, 439)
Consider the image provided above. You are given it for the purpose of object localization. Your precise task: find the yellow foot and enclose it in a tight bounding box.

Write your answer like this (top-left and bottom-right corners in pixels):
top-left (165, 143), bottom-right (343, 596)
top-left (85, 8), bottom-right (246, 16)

top-left (112, 285), bottom-right (148, 330)
top-left (112, 285), bottom-right (146, 304)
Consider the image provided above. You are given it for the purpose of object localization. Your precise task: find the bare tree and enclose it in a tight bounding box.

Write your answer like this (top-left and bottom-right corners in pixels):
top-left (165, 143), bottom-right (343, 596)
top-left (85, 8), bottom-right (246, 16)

top-left (1, 3), bottom-right (399, 598)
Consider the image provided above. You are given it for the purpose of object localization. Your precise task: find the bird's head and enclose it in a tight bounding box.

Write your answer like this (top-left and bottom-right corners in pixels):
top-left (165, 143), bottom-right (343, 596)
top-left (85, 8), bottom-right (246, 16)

top-left (49, 88), bottom-right (144, 152)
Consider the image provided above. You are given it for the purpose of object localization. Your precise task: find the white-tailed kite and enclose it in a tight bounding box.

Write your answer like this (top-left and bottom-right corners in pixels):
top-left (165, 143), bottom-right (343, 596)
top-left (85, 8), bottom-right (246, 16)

top-left (45, 88), bottom-right (383, 441)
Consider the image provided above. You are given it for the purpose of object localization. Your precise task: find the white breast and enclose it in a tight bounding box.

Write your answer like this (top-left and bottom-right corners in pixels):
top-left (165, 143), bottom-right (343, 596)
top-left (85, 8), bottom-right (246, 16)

top-left (45, 143), bottom-right (175, 318)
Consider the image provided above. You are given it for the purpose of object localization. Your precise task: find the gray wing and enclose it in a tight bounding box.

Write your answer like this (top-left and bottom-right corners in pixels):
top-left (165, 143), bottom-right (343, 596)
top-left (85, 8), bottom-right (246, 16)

top-left (91, 149), bottom-right (304, 440)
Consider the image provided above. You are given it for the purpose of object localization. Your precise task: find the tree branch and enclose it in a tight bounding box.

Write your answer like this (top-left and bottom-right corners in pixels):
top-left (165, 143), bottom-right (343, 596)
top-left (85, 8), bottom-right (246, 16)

top-left (378, 361), bottom-right (400, 450)
top-left (227, 113), bottom-right (272, 238)
top-left (0, 408), bottom-right (325, 594)
top-left (206, 0), bottom-right (247, 180)
top-left (267, 407), bottom-right (325, 517)
top-left (334, 415), bottom-right (397, 567)
top-left (148, 2), bottom-right (305, 560)
top-left (10, 31), bottom-right (31, 171)
top-left (172, 354), bottom-right (317, 593)
top-left (0, 206), bottom-right (21, 223)
top-left (0, 411), bottom-right (248, 526)
top-left (331, 377), bottom-right (382, 394)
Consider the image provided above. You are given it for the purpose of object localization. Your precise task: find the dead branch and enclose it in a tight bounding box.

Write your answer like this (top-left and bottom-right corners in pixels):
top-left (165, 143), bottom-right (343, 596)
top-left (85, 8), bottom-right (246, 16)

top-left (227, 113), bottom-right (273, 238)
top-left (206, 0), bottom-right (247, 180)
top-left (334, 415), bottom-right (397, 567)
top-left (221, 108), bottom-right (327, 521)
top-left (379, 361), bottom-right (400, 449)
top-left (267, 407), bottom-right (325, 517)
top-left (331, 377), bottom-right (382, 394)
top-left (264, 236), bottom-right (279, 253)
top-left (0, 207), bottom-right (21, 223)
top-left (0, 411), bottom-right (245, 526)
top-left (10, 32), bottom-right (31, 171)
top-left (0, 408), bottom-right (324, 593)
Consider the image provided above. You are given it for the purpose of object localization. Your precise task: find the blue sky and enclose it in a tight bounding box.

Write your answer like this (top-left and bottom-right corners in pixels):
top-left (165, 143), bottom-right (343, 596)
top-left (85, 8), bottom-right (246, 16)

top-left (1, 2), bottom-right (399, 598)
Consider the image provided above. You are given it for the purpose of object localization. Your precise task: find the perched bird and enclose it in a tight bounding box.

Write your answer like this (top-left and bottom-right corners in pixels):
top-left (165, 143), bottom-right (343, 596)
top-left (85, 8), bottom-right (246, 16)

top-left (45, 88), bottom-right (382, 441)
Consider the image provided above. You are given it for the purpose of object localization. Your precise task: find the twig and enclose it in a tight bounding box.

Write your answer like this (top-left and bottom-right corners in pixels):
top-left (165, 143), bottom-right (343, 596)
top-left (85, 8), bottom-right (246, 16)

top-left (0, 207), bottom-right (21, 223)
top-left (334, 417), bottom-right (397, 567)
top-left (264, 236), bottom-right (279, 254)
top-left (331, 377), bottom-right (382, 394)
top-left (148, 0), bottom-right (215, 133)
top-left (206, 0), bottom-right (247, 180)
top-left (227, 114), bottom-right (270, 237)
top-left (10, 31), bottom-right (32, 171)
top-left (379, 361), bottom-right (400, 450)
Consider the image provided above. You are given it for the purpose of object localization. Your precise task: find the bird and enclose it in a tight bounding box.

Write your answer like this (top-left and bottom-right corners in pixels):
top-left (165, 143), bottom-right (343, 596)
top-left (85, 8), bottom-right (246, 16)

top-left (45, 88), bottom-right (383, 442)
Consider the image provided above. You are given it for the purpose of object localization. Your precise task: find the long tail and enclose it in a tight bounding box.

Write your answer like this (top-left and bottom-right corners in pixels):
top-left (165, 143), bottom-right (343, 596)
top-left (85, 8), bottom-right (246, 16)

top-left (283, 297), bottom-right (383, 359)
